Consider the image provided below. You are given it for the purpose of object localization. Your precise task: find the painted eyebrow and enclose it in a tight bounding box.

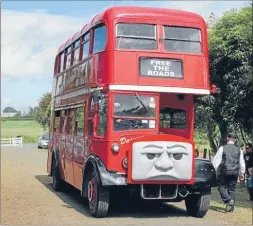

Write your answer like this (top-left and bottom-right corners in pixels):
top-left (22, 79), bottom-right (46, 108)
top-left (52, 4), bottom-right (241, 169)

top-left (143, 144), bottom-right (163, 149)
top-left (167, 145), bottom-right (187, 150)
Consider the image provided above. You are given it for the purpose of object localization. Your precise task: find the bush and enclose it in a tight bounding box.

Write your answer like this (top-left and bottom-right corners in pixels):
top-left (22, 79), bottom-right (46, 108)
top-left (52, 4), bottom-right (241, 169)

top-left (22, 135), bottom-right (39, 143)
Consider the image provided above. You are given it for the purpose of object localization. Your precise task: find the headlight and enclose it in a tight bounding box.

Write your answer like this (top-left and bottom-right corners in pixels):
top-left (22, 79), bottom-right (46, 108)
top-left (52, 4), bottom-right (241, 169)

top-left (111, 143), bottom-right (120, 152)
top-left (122, 157), bottom-right (128, 169)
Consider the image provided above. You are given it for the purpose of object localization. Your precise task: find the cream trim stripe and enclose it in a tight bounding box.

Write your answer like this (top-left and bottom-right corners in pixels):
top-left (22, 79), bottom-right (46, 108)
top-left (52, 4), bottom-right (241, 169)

top-left (109, 85), bottom-right (210, 95)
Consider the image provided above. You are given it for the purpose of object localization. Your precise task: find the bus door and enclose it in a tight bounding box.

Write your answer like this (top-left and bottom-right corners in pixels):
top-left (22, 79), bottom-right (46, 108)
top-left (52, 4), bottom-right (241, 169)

top-left (65, 109), bottom-right (75, 185)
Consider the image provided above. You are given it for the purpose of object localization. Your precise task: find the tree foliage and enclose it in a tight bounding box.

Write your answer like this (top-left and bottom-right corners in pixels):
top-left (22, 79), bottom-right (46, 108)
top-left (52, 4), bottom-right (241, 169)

top-left (26, 106), bottom-right (38, 117)
top-left (35, 92), bottom-right (52, 130)
top-left (3, 107), bottom-right (17, 113)
top-left (196, 5), bottom-right (253, 151)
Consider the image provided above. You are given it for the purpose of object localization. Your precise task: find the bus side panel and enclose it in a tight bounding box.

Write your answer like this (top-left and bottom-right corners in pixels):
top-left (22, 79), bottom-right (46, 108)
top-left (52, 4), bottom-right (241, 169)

top-left (92, 138), bottom-right (108, 168)
top-left (73, 136), bottom-right (86, 190)
top-left (65, 135), bottom-right (75, 186)
top-left (59, 134), bottom-right (67, 180)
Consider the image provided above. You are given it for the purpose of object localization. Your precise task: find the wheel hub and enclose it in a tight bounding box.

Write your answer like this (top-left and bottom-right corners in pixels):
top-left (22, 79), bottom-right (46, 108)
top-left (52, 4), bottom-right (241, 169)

top-left (88, 181), bottom-right (93, 201)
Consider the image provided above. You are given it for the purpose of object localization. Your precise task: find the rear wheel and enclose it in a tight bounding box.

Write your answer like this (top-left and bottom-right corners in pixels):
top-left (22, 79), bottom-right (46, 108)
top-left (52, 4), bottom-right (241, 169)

top-left (185, 192), bottom-right (210, 218)
top-left (87, 167), bottom-right (110, 218)
top-left (52, 158), bottom-right (63, 191)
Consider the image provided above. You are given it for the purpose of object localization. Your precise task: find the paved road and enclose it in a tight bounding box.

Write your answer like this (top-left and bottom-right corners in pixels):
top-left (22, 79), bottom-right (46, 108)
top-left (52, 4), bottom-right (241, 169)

top-left (1, 144), bottom-right (252, 225)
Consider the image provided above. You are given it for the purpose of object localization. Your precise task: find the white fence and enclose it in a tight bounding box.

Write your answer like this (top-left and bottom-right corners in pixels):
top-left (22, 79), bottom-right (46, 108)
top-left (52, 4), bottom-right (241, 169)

top-left (1, 137), bottom-right (23, 147)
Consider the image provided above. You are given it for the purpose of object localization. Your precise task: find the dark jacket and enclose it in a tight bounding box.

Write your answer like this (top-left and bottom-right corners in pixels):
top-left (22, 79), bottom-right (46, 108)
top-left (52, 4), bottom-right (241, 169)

top-left (220, 143), bottom-right (241, 175)
top-left (244, 152), bottom-right (253, 175)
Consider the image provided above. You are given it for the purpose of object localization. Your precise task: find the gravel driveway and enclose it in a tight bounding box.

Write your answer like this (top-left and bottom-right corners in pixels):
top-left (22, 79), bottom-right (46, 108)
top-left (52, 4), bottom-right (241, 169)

top-left (1, 144), bottom-right (252, 225)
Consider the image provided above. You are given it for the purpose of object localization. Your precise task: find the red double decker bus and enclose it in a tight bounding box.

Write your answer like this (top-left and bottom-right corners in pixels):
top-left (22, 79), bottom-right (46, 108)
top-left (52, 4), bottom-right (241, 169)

top-left (47, 6), bottom-right (217, 218)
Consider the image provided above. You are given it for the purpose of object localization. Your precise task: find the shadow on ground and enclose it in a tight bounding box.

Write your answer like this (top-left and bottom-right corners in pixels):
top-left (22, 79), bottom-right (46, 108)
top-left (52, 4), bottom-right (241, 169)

top-left (210, 183), bottom-right (253, 210)
top-left (35, 175), bottom-right (190, 219)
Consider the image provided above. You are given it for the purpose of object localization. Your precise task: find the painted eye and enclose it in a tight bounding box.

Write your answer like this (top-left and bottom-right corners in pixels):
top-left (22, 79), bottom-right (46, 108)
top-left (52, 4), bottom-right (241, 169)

top-left (146, 153), bottom-right (156, 160)
top-left (173, 153), bottom-right (184, 160)
top-left (143, 153), bottom-right (161, 160)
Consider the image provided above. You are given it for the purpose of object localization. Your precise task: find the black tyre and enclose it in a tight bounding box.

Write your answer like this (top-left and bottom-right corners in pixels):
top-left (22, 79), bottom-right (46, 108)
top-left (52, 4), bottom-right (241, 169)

top-left (87, 167), bottom-right (110, 218)
top-left (185, 192), bottom-right (210, 218)
top-left (52, 158), bottom-right (63, 191)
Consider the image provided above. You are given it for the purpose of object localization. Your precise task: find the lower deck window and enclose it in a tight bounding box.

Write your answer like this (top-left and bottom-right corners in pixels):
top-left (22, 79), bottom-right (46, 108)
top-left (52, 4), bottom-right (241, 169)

top-left (160, 107), bottom-right (186, 129)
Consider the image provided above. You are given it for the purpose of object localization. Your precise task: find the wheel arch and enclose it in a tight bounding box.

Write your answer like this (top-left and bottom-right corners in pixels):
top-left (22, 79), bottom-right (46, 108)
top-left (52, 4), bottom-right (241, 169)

top-left (81, 155), bottom-right (102, 197)
top-left (81, 154), bottom-right (127, 197)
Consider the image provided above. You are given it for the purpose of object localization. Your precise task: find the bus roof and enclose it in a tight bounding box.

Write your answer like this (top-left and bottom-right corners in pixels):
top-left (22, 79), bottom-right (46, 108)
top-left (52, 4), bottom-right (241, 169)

top-left (57, 6), bottom-right (205, 53)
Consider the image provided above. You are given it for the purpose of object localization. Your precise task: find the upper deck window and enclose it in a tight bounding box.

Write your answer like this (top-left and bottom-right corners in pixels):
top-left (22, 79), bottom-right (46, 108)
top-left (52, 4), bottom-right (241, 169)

top-left (93, 25), bottom-right (107, 53)
top-left (60, 53), bottom-right (64, 72)
top-left (65, 46), bottom-right (72, 69)
top-left (163, 26), bottom-right (202, 53)
top-left (116, 23), bottom-right (156, 50)
top-left (73, 39), bottom-right (80, 65)
top-left (82, 32), bottom-right (90, 59)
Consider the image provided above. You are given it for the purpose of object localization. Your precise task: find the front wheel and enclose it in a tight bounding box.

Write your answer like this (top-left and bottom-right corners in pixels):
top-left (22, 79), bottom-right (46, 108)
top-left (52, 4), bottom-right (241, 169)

top-left (185, 192), bottom-right (210, 218)
top-left (87, 168), bottom-right (110, 218)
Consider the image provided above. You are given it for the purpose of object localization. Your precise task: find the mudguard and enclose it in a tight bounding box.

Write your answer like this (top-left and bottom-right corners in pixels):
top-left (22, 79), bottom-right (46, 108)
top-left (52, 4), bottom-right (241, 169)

top-left (189, 158), bottom-right (217, 192)
top-left (83, 155), bottom-right (128, 186)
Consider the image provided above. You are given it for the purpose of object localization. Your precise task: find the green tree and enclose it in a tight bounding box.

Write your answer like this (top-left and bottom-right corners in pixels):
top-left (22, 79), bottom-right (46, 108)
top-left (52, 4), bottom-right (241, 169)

top-left (3, 107), bottom-right (17, 113)
top-left (196, 5), bottom-right (253, 151)
top-left (26, 106), bottom-right (38, 117)
top-left (35, 92), bottom-right (52, 131)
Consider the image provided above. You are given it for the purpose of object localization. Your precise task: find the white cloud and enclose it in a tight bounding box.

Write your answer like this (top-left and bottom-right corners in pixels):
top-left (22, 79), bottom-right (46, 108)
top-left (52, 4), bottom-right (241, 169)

top-left (2, 2), bottom-right (248, 79)
top-left (161, 1), bottom-right (248, 20)
top-left (1, 10), bottom-right (91, 78)
top-left (163, 1), bottom-right (214, 15)
top-left (2, 98), bottom-right (12, 105)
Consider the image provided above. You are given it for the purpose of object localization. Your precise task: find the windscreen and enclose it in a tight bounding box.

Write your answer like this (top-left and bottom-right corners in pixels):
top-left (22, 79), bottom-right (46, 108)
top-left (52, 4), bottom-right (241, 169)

top-left (163, 26), bottom-right (202, 53)
top-left (113, 94), bottom-right (156, 131)
top-left (116, 23), bottom-right (156, 50)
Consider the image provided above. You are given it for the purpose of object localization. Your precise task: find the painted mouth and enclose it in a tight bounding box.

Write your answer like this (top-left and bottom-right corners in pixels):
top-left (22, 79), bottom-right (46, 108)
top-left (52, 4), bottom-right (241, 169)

top-left (147, 175), bottom-right (181, 180)
top-left (145, 168), bottom-right (180, 180)
top-left (154, 167), bottom-right (173, 172)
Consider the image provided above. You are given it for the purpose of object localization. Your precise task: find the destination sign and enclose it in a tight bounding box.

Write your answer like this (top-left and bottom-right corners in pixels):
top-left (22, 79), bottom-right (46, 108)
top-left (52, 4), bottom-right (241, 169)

top-left (139, 58), bottom-right (183, 78)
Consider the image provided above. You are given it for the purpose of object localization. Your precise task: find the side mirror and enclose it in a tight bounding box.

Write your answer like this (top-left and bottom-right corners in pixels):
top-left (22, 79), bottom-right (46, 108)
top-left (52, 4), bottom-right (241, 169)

top-left (210, 84), bottom-right (221, 95)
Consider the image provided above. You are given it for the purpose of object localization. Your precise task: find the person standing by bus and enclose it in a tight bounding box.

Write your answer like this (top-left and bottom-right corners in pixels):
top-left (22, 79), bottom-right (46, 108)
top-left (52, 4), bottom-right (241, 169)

top-left (244, 143), bottom-right (253, 200)
top-left (212, 132), bottom-right (246, 212)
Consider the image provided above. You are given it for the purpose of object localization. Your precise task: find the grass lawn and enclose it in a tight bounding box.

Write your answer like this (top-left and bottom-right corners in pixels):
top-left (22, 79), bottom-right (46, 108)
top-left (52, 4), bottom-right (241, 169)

top-left (1, 120), bottom-right (213, 150)
top-left (1, 120), bottom-right (44, 142)
top-left (210, 182), bottom-right (252, 224)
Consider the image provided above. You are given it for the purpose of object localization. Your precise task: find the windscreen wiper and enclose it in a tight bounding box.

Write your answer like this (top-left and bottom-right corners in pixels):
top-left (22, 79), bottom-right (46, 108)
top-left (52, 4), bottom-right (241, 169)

top-left (134, 93), bottom-right (151, 116)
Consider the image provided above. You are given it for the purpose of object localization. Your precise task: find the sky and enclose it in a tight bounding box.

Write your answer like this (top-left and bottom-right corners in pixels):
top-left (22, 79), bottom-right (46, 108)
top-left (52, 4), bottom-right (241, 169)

top-left (1, 0), bottom-right (250, 113)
